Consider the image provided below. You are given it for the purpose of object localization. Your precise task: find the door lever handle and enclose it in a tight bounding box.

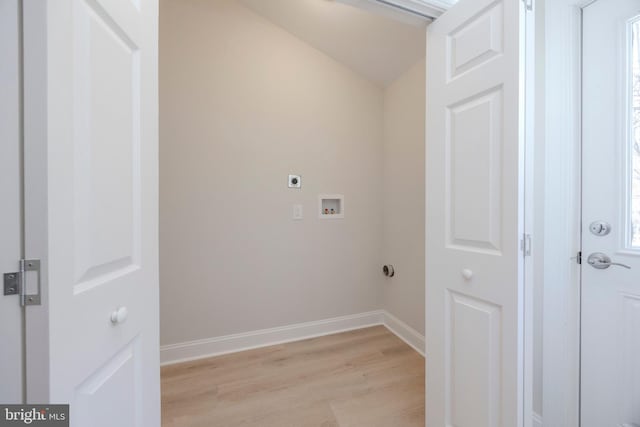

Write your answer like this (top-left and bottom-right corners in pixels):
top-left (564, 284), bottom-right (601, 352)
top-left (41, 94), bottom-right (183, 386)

top-left (587, 252), bottom-right (631, 270)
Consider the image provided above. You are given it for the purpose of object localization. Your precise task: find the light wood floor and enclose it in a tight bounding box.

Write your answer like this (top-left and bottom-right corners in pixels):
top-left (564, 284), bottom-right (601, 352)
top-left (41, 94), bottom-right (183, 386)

top-left (161, 326), bottom-right (425, 427)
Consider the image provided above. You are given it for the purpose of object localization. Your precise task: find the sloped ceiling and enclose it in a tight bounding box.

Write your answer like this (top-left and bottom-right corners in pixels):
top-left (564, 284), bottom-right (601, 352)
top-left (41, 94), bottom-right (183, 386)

top-left (238, 0), bottom-right (428, 87)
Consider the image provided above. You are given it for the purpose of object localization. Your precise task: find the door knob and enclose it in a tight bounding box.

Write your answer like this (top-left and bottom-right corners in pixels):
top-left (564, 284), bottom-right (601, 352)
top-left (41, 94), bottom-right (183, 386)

top-left (586, 252), bottom-right (631, 270)
top-left (110, 306), bottom-right (128, 324)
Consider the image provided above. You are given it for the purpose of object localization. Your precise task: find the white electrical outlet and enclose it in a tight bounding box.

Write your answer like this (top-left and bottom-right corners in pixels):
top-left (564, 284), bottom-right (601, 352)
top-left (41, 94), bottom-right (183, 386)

top-left (293, 204), bottom-right (303, 220)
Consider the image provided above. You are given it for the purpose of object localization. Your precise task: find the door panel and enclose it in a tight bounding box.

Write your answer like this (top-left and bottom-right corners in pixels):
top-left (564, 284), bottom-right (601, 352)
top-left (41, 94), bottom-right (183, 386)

top-left (74, 338), bottom-right (140, 427)
top-left (23, 0), bottom-right (159, 423)
top-left (425, 0), bottom-right (525, 425)
top-left (448, 86), bottom-right (503, 253)
top-left (0, 0), bottom-right (24, 404)
top-left (582, 1), bottom-right (640, 425)
top-left (448, 292), bottom-right (502, 427)
top-left (619, 293), bottom-right (640, 420)
top-left (73, 0), bottom-right (140, 292)
top-left (447, 2), bottom-right (503, 81)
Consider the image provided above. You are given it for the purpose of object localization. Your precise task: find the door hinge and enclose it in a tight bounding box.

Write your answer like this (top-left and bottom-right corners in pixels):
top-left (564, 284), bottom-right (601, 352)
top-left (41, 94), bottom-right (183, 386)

top-left (576, 251), bottom-right (582, 265)
top-left (3, 259), bottom-right (42, 306)
top-left (521, 234), bottom-right (532, 257)
top-left (522, 0), bottom-right (533, 11)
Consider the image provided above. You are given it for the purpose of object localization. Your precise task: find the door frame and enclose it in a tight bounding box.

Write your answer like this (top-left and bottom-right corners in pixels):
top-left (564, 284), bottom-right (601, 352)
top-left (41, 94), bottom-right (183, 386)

top-left (16, 0), bottom-right (543, 418)
top-left (540, 0), bottom-right (592, 426)
top-left (0, 0), bottom-right (25, 404)
top-left (22, 0), bottom-right (50, 404)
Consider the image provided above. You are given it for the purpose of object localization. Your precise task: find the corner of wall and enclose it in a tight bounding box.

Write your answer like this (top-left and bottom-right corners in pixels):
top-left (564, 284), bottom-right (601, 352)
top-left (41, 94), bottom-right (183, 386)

top-left (380, 58), bottom-right (426, 337)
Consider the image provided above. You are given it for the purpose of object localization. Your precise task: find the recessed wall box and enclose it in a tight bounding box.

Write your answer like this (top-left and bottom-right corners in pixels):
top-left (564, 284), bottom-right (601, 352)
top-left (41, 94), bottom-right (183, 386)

top-left (318, 195), bottom-right (344, 219)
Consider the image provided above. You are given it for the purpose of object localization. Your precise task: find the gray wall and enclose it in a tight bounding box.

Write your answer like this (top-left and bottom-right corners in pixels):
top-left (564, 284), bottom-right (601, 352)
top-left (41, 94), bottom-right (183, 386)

top-left (159, 0), bottom-right (385, 345)
top-left (381, 59), bottom-right (426, 335)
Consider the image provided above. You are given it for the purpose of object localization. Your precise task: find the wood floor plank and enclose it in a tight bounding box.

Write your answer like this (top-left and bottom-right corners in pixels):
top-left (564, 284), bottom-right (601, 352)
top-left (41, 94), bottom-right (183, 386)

top-left (161, 326), bottom-right (425, 427)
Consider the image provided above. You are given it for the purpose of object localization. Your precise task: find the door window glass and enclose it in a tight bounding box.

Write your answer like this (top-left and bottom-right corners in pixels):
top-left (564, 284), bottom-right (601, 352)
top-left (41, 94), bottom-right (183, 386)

top-left (630, 18), bottom-right (640, 247)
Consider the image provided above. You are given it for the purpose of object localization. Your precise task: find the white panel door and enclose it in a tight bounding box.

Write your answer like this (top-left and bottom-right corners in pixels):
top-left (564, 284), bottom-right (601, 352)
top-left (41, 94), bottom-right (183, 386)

top-left (582, 1), bottom-right (640, 426)
top-left (425, 0), bottom-right (525, 426)
top-left (22, 0), bottom-right (160, 425)
top-left (0, 0), bottom-right (24, 404)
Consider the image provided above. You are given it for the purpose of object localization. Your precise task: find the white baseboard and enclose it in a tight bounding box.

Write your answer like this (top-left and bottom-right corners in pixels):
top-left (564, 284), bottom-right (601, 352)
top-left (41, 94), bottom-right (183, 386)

top-left (160, 309), bottom-right (426, 366)
top-left (160, 310), bottom-right (384, 365)
top-left (532, 412), bottom-right (543, 427)
top-left (382, 311), bottom-right (425, 356)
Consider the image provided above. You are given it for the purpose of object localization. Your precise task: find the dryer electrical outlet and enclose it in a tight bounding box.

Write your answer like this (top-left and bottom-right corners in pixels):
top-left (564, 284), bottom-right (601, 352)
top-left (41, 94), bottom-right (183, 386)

top-left (288, 175), bottom-right (301, 188)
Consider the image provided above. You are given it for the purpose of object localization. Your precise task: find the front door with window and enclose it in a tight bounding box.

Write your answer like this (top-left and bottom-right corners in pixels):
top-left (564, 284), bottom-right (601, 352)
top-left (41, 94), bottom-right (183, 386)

top-left (582, 1), bottom-right (640, 425)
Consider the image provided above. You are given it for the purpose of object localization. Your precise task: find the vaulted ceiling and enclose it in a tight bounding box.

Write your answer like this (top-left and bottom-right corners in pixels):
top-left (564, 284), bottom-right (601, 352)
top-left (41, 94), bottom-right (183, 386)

top-left (238, 0), bottom-right (430, 87)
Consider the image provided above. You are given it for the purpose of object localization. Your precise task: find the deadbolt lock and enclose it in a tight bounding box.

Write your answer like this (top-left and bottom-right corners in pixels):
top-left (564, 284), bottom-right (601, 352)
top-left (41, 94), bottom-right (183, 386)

top-left (589, 221), bottom-right (611, 236)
